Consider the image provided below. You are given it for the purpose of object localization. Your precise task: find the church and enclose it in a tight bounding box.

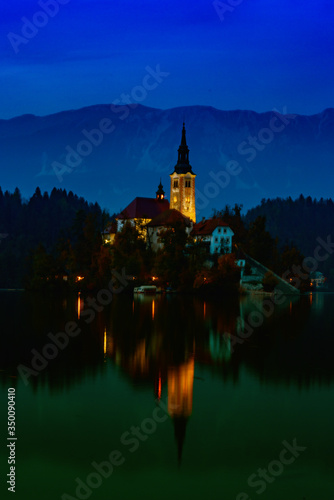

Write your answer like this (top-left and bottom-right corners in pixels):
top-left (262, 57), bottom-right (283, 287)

top-left (104, 124), bottom-right (234, 254)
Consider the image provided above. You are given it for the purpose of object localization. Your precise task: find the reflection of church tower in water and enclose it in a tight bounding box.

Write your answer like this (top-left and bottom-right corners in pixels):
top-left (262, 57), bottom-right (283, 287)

top-left (170, 123), bottom-right (196, 223)
top-left (167, 355), bottom-right (195, 464)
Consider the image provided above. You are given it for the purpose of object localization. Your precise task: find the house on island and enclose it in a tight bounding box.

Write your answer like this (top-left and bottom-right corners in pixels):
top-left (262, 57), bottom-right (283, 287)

top-left (310, 271), bottom-right (326, 289)
top-left (147, 209), bottom-right (192, 252)
top-left (191, 218), bottom-right (234, 254)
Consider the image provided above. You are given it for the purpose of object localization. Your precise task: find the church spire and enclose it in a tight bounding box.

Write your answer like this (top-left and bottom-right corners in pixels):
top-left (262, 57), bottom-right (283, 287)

top-left (175, 123), bottom-right (193, 174)
top-left (181, 122), bottom-right (187, 147)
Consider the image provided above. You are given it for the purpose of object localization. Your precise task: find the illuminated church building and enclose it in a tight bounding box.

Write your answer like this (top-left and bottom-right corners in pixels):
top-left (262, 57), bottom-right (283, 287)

top-left (105, 124), bottom-right (234, 255)
top-left (105, 124), bottom-right (196, 246)
top-left (169, 123), bottom-right (196, 223)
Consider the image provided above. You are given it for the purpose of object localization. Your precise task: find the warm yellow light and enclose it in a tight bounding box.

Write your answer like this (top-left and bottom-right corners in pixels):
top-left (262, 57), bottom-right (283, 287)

top-left (152, 300), bottom-right (155, 320)
top-left (104, 328), bottom-right (107, 356)
top-left (76, 276), bottom-right (84, 282)
top-left (167, 357), bottom-right (194, 417)
top-left (77, 293), bottom-right (81, 320)
top-left (174, 196), bottom-right (177, 203)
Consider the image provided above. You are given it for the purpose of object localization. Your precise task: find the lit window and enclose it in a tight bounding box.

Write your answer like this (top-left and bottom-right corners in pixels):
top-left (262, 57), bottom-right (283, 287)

top-left (173, 180), bottom-right (179, 188)
top-left (186, 196), bottom-right (190, 203)
top-left (185, 179), bottom-right (191, 188)
top-left (173, 196), bottom-right (177, 203)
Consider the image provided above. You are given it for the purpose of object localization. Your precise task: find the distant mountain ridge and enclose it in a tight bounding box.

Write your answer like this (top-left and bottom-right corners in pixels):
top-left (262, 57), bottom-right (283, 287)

top-left (0, 104), bottom-right (333, 215)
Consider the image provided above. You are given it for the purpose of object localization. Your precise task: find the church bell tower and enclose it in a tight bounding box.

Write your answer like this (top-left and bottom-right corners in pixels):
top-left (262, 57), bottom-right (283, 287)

top-left (156, 179), bottom-right (165, 201)
top-left (170, 124), bottom-right (196, 223)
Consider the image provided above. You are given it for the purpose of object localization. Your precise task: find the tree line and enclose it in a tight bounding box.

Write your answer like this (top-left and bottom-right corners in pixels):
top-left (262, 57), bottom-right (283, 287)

top-left (244, 195), bottom-right (334, 282)
top-left (0, 187), bottom-right (109, 289)
top-left (1, 188), bottom-right (326, 292)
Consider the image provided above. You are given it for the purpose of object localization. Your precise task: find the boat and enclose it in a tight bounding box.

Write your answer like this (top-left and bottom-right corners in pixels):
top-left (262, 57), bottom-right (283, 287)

top-left (134, 285), bottom-right (157, 294)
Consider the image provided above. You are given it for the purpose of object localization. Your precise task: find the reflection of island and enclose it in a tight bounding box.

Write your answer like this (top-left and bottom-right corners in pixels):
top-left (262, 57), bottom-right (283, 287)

top-left (103, 295), bottom-right (197, 462)
top-left (167, 356), bottom-right (194, 464)
top-left (4, 289), bottom-right (333, 402)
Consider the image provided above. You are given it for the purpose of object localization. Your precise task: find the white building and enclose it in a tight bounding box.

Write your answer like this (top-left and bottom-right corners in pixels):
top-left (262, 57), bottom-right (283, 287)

top-left (191, 218), bottom-right (234, 254)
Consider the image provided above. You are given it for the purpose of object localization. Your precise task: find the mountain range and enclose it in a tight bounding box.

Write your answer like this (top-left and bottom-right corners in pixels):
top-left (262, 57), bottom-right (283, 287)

top-left (0, 104), bottom-right (333, 216)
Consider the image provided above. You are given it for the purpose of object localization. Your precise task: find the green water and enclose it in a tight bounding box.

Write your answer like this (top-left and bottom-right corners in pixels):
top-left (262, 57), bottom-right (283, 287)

top-left (0, 291), bottom-right (333, 499)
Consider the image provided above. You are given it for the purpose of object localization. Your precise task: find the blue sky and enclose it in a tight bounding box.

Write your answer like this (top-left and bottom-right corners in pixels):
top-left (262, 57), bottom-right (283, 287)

top-left (0, 0), bottom-right (333, 119)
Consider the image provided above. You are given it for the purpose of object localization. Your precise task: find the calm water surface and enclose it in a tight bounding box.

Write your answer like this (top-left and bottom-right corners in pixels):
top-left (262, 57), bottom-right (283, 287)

top-left (0, 290), bottom-right (333, 500)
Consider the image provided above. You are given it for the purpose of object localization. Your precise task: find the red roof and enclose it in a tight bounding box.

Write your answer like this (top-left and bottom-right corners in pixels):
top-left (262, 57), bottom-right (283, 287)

top-left (191, 218), bottom-right (230, 236)
top-left (147, 209), bottom-right (192, 227)
top-left (117, 197), bottom-right (169, 220)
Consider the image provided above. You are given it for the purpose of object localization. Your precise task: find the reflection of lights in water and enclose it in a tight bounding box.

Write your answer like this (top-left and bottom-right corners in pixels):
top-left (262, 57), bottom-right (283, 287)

top-left (203, 301), bottom-right (206, 319)
top-left (115, 350), bottom-right (121, 366)
top-left (104, 328), bottom-right (107, 356)
top-left (152, 300), bottom-right (155, 320)
top-left (209, 330), bottom-right (231, 362)
top-left (157, 372), bottom-right (162, 399)
top-left (131, 339), bottom-right (148, 374)
top-left (132, 300), bottom-right (134, 314)
top-left (77, 293), bottom-right (81, 320)
top-left (108, 337), bottom-right (114, 355)
top-left (168, 356), bottom-right (195, 417)
top-left (310, 293), bottom-right (313, 305)
top-left (289, 301), bottom-right (292, 314)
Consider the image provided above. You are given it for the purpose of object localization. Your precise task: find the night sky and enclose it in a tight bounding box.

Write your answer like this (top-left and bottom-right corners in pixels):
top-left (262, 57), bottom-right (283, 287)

top-left (1, 0), bottom-right (333, 119)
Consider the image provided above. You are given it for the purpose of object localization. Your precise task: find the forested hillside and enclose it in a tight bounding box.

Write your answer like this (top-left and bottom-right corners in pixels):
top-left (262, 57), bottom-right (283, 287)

top-left (244, 195), bottom-right (334, 279)
top-left (0, 187), bottom-right (108, 288)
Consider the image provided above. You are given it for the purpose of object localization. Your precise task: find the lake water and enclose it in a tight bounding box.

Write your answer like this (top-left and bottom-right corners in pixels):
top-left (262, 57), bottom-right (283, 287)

top-left (1, 290), bottom-right (334, 500)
